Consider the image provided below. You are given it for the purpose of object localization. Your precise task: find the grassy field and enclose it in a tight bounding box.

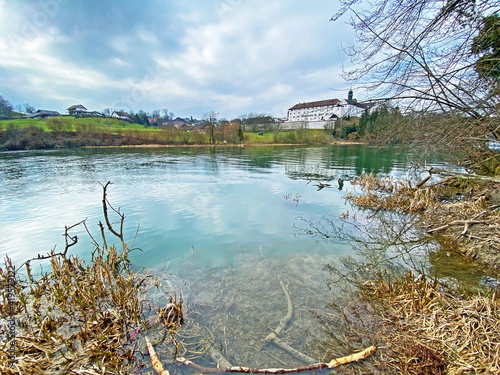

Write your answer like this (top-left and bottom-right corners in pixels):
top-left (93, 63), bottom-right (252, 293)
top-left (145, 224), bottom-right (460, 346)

top-left (0, 116), bottom-right (341, 150)
top-left (0, 116), bottom-right (147, 132)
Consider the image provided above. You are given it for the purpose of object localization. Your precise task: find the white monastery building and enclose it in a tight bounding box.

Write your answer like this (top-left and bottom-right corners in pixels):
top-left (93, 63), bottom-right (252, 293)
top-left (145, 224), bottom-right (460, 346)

top-left (287, 98), bottom-right (342, 122)
top-left (283, 90), bottom-right (384, 130)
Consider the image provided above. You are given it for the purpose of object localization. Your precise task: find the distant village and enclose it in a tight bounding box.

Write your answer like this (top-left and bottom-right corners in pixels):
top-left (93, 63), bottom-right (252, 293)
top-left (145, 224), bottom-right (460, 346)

top-left (25, 104), bottom-right (211, 130)
top-left (18, 90), bottom-right (385, 132)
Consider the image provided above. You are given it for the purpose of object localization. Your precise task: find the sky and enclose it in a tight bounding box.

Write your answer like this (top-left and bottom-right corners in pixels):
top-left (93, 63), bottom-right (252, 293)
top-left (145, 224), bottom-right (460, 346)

top-left (0, 0), bottom-right (357, 120)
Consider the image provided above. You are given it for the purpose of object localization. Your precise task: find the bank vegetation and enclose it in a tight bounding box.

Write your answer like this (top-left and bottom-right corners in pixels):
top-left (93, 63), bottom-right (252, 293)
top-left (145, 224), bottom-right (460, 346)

top-left (0, 116), bottom-right (342, 151)
top-left (321, 170), bottom-right (500, 374)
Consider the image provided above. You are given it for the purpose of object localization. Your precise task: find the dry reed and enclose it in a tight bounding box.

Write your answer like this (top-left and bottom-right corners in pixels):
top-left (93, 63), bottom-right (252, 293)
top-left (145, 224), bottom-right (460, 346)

top-left (0, 246), bottom-right (154, 374)
top-left (363, 271), bottom-right (500, 374)
top-left (0, 182), bottom-right (182, 374)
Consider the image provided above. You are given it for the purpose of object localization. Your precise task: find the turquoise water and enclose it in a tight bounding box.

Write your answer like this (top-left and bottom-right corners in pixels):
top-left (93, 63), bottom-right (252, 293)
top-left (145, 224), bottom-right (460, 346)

top-left (0, 145), bottom-right (442, 271)
top-left (0, 144), bottom-right (479, 371)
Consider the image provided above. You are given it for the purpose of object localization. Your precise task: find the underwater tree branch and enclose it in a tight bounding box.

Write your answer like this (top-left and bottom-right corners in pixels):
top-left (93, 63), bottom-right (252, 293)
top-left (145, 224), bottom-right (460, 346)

top-left (174, 346), bottom-right (377, 374)
top-left (264, 275), bottom-right (316, 364)
top-left (428, 219), bottom-right (493, 234)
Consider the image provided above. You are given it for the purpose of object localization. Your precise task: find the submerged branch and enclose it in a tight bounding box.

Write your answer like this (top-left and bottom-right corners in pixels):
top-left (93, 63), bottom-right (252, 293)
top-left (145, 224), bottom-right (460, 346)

top-left (427, 219), bottom-right (492, 234)
top-left (266, 276), bottom-right (293, 338)
top-left (264, 275), bottom-right (316, 364)
top-left (146, 336), bottom-right (170, 375)
top-left (175, 346), bottom-right (377, 374)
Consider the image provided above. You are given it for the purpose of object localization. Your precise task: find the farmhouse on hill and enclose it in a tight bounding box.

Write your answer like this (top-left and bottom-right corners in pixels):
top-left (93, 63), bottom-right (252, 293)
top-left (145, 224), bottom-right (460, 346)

top-left (111, 111), bottom-right (132, 121)
top-left (25, 110), bottom-right (60, 119)
top-left (67, 105), bottom-right (102, 117)
top-left (67, 104), bottom-right (87, 116)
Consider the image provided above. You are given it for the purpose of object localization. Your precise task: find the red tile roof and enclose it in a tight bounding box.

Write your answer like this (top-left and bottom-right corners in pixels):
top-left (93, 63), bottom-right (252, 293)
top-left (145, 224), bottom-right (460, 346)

top-left (289, 99), bottom-right (340, 110)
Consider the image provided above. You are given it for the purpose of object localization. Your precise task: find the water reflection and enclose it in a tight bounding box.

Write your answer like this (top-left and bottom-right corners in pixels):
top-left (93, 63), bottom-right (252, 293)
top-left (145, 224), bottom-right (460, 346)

top-left (294, 203), bottom-right (495, 292)
top-left (0, 145), bottom-right (468, 271)
top-left (0, 145), bottom-right (488, 373)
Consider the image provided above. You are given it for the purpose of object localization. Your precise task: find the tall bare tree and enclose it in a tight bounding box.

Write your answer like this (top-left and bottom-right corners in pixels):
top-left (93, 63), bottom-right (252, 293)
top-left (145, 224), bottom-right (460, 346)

top-left (0, 95), bottom-right (14, 119)
top-left (333, 0), bottom-right (498, 116)
top-left (332, 0), bottom-right (499, 171)
top-left (203, 110), bottom-right (218, 144)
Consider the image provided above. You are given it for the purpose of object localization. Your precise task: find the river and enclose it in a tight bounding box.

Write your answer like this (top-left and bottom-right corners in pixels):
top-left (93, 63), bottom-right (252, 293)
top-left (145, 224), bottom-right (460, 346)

top-left (0, 145), bottom-right (441, 267)
top-left (0, 144), bottom-right (488, 371)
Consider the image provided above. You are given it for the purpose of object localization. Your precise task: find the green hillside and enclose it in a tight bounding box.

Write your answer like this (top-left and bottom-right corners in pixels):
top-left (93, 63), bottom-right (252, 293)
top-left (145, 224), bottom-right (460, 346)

top-left (0, 116), bottom-right (341, 150)
top-left (0, 116), bottom-right (146, 132)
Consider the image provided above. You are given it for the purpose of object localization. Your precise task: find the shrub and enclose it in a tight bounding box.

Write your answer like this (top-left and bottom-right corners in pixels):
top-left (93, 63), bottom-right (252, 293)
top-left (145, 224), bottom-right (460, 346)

top-left (46, 118), bottom-right (66, 132)
top-left (191, 131), bottom-right (208, 144)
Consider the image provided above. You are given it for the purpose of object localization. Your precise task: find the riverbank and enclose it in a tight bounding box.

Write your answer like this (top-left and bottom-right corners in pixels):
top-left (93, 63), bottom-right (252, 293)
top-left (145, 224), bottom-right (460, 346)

top-left (0, 120), bottom-right (354, 150)
top-left (81, 139), bottom-right (365, 148)
top-left (329, 172), bottom-right (500, 374)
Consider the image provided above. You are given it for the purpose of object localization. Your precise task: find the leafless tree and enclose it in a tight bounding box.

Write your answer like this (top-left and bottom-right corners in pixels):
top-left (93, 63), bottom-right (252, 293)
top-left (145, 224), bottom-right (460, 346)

top-left (16, 103), bottom-right (35, 115)
top-left (203, 110), bottom-right (218, 144)
top-left (332, 0), bottom-right (499, 171)
top-left (239, 113), bottom-right (276, 132)
top-left (333, 0), bottom-right (498, 118)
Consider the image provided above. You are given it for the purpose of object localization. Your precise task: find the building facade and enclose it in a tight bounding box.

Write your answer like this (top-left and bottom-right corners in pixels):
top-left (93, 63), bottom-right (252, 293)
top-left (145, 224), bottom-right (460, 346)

top-left (26, 110), bottom-right (60, 119)
top-left (287, 99), bottom-right (342, 122)
top-left (286, 91), bottom-right (385, 125)
top-left (67, 105), bottom-right (102, 117)
top-left (67, 105), bottom-right (88, 116)
top-left (111, 111), bottom-right (132, 121)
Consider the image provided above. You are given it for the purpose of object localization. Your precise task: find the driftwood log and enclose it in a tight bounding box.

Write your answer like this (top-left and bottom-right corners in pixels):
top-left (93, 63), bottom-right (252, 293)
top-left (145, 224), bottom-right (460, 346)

top-left (174, 346), bottom-right (377, 374)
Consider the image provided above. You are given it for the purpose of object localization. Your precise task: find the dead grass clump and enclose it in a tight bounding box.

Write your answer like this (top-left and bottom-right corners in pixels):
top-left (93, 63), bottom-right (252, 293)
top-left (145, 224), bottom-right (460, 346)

top-left (0, 247), bottom-right (150, 374)
top-left (363, 271), bottom-right (500, 374)
top-left (347, 173), bottom-right (500, 268)
top-left (391, 339), bottom-right (447, 375)
top-left (158, 293), bottom-right (184, 330)
top-left (347, 173), bottom-right (438, 212)
top-left (0, 182), bottom-right (182, 374)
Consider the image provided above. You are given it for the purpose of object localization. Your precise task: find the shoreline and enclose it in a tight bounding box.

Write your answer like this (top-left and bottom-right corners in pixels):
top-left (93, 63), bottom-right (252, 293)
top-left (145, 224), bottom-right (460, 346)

top-left (81, 140), bottom-right (366, 149)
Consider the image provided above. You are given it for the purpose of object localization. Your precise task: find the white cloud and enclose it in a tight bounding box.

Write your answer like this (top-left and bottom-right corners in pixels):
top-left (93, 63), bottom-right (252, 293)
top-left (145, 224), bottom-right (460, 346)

top-left (0, 0), bottom-right (6, 17)
top-left (262, 83), bottom-right (293, 99)
top-left (0, 35), bottom-right (109, 89)
top-left (0, 0), bottom-right (352, 118)
top-left (111, 57), bottom-right (130, 67)
top-left (108, 35), bottom-right (132, 53)
top-left (210, 93), bottom-right (254, 111)
top-left (137, 28), bottom-right (160, 45)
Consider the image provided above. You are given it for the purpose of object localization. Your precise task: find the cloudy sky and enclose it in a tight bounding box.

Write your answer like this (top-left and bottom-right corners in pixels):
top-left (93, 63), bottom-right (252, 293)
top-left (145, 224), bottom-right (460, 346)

top-left (0, 0), bottom-right (356, 120)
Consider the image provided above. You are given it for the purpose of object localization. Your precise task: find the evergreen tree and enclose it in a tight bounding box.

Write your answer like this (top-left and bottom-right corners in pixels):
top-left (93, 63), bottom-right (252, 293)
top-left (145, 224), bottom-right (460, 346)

top-left (472, 14), bottom-right (500, 80)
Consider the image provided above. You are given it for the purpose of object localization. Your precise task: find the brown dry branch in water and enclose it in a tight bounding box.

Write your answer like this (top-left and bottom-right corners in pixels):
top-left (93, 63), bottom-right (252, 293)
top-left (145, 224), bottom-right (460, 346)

top-left (362, 271), bottom-right (500, 374)
top-left (0, 182), bottom-right (183, 374)
top-left (346, 172), bottom-right (500, 268)
top-left (148, 313), bottom-right (376, 375)
top-left (173, 345), bottom-right (376, 374)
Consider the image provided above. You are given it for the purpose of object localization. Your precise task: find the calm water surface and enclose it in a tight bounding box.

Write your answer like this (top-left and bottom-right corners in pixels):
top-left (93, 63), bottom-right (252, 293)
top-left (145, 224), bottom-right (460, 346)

top-left (1, 145), bottom-right (449, 270)
top-left (0, 145), bottom-right (482, 371)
